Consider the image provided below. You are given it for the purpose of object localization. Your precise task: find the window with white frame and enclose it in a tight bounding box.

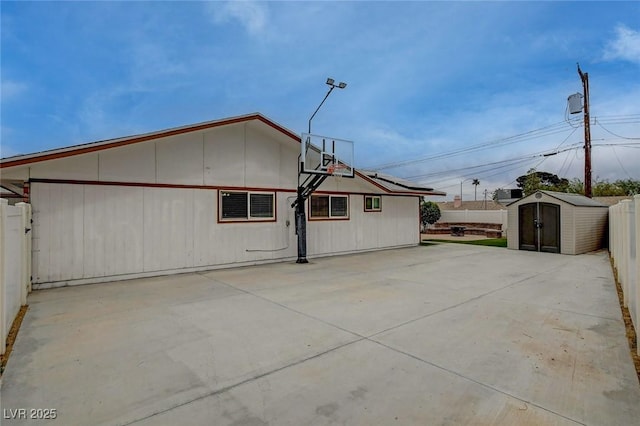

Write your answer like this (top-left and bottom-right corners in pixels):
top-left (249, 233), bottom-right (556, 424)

top-left (219, 191), bottom-right (275, 221)
top-left (364, 195), bottom-right (382, 212)
top-left (310, 194), bottom-right (349, 219)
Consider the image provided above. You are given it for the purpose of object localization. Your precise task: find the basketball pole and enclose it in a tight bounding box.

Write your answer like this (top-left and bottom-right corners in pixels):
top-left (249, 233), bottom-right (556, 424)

top-left (296, 78), bottom-right (347, 264)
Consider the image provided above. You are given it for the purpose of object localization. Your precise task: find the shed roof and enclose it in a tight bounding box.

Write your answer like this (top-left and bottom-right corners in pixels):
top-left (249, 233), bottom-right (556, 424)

top-left (508, 190), bottom-right (608, 207)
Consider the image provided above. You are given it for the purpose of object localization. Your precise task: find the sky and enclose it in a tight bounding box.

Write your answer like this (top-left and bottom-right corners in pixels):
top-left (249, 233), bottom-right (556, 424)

top-left (2, 1), bottom-right (639, 200)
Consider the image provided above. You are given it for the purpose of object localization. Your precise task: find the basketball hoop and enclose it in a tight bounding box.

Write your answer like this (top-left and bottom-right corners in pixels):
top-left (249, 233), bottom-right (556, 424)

top-left (327, 163), bottom-right (348, 176)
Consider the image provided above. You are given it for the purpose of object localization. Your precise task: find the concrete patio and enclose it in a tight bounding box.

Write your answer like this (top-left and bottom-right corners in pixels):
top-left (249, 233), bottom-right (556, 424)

top-left (1, 244), bottom-right (639, 425)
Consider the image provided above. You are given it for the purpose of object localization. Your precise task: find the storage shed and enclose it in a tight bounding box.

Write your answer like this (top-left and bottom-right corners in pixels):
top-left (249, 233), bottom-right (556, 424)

top-left (507, 190), bottom-right (608, 255)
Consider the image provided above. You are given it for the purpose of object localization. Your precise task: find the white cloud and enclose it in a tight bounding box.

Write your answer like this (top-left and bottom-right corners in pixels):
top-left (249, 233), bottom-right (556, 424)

top-left (603, 24), bottom-right (640, 64)
top-left (208, 1), bottom-right (269, 36)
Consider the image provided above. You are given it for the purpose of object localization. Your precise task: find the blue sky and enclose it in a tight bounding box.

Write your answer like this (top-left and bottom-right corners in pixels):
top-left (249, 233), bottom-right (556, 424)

top-left (2, 1), bottom-right (639, 199)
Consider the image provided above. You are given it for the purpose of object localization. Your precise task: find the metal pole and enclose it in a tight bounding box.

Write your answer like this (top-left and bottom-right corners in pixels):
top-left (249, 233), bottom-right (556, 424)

top-left (578, 64), bottom-right (592, 198)
top-left (296, 81), bottom-right (342, 263)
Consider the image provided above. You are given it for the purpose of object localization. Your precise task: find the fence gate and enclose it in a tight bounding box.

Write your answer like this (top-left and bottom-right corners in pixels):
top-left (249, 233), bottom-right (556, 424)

top-left (518, 202), bottom-right (560, 253)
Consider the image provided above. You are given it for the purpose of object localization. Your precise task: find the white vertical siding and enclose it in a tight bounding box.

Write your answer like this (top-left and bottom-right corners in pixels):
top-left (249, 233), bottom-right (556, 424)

top-left (156, 133), bottom-right (205, 185)
top-left (308, 195), bottom-right (419, 256)
top-left (573, 207), bottom-right (608, 255)
top-left (31, 182), bottom-right (421, 286)
top-left (83, 185), bottom-right (144, 277)
top-left (98, 142), bottom-right (156, 182)
top-left (203, 124), bottom-right (248, 187)
top-left (507, 207), bottom-right (518, 250)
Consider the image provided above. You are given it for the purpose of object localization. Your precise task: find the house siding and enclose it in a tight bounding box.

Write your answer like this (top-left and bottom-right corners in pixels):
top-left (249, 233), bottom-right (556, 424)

top-left (23, 119), bottom-right (426, 287)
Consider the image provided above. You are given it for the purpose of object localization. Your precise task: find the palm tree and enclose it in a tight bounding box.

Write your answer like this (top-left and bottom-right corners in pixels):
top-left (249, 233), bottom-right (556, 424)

top-left (472, 179), bottom-right (480, 201)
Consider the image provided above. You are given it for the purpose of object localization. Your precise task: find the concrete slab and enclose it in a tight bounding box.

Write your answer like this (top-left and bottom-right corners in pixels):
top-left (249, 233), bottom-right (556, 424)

top-left (1, 245), bottom-right (638, 425)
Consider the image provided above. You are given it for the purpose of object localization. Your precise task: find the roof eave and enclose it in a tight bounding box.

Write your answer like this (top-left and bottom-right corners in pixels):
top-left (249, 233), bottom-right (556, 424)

top-left (1, 113), bottom-right (301, 169)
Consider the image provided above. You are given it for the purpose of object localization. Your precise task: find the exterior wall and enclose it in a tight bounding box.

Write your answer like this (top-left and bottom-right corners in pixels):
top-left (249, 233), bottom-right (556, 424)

top-left (27, 121), bottom-right (299, 189)
top-left (560, 202), bottom-right (574, 255)
top-left (15, 121), bottom-right (425, 287)
top-left (573, 206), bottom-right (608, 255)
top-left (507, 205), bottom-right (517, 250)
top-left (31, 182), bottom-right (420, 287)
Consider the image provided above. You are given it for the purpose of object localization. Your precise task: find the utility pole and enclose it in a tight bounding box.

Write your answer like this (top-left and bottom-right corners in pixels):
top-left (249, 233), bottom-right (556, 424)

top-left (578, 63), bottom-right (592, 198)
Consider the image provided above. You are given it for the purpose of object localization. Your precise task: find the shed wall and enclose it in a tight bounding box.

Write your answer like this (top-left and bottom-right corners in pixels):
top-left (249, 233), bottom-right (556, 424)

top-left (573, 207), bottom-right (608, 254)
top-left (507, 192), bottom-right (608, 255)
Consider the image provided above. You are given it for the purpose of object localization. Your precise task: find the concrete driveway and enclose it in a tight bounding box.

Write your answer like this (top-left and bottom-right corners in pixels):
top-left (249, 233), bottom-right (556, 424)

top-left (2, 244), bottom-right (639, 425)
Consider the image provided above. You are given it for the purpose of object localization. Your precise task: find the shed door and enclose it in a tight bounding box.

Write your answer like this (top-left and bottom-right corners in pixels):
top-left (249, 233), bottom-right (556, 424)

top-left (518, 202), bottom-right (560, 253)
top-left (539, 203), bottom-right (560, 253)
top-left (518, 203), bottom-right (537, 251)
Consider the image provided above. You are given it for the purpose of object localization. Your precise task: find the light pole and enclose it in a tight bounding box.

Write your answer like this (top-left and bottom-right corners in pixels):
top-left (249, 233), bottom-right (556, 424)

top-left (460, 177), bottom-right (474, 202)
top-left (296, 77), bottom-right (347, 263)
top-left (308, 78), bottom-right (347, 133)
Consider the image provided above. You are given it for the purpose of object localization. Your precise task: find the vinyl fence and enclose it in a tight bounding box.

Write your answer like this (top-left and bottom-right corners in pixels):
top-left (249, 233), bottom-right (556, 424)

top-left (609, 195), bottom-right (639, 355)
top-left (0, 200), bottom-right (31, 356)
top-left (439, 209), bottom-right (508, 230)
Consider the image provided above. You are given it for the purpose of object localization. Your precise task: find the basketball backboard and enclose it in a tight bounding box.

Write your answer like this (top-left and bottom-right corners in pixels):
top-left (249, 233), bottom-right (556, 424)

top-left (300, 133), bottom-right (354, 177)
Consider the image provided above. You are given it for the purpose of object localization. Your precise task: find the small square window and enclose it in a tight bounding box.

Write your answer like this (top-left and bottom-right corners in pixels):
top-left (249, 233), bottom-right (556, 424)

top-left (364, 195), bottom-right (382, 212)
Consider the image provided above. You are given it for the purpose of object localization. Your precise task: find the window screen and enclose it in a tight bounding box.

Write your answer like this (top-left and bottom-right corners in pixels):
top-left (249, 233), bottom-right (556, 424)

top-left (220, 191), bottom-right (275, 221)
top-left (310, 195), bottom-right (348, 219)
top-left (221, 192), bottom-right (248, 219)
top-left (310, 195), bottom-right (329, 217)
top-left (330, 196), bottom-right (348, 217)
top-left (250, 193), bottom-right (274, 218)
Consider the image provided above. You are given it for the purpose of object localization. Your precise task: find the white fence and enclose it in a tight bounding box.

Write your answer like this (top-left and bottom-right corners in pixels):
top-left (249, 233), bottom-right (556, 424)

top-left (609, 195), bottom-right (639, 355)
top-left (0, 200), bottom-right (31, 356)
top-left (439, 209), bottom-right (508, 230)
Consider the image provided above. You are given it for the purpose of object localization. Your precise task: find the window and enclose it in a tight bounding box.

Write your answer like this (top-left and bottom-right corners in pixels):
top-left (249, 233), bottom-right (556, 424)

top-left (220, 191), bottom-right (275, 221)
top-left (310, 195), bottom-right (349, 219)
top-left (364, 195), bottom-right (382, 212)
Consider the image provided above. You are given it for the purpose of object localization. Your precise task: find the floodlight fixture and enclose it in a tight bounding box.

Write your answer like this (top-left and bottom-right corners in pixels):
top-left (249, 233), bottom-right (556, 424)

top-left (338, 82), bottom-right (347, 89)
top-left (326, 78), bottom-right (335, 85)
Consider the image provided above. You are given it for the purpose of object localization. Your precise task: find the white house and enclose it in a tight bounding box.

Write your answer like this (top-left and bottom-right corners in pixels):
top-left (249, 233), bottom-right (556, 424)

top-left (1, 113), bottom-right (444, 288)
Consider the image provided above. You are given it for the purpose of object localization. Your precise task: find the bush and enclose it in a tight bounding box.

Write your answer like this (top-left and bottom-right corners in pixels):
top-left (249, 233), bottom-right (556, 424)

top-left (421, 201), bottom-right (441, 230)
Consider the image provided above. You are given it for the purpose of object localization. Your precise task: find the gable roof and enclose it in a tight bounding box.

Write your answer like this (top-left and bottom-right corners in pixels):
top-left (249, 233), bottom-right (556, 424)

top-left (508, 190), bottom-right (608, 207)
top-left (1, 113), bottom-right (297, 169)
top-left (1, 113), bottom-right (445, 197)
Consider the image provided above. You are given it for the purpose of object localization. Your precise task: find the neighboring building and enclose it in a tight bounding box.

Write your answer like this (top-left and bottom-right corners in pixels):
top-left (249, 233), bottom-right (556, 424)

top-left (494, 188), bottom-right (523, 205)
top-left (0, 113), bottom-right (444, 288)
top-left (438, 196), bottom-right (506, 211)
top-left (507, 190), bottom-right (608, 255)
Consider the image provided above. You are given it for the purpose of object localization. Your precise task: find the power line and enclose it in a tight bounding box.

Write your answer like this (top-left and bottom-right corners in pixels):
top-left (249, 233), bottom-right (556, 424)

top-left (594, 118), bottom-right (640, 140)
top-left (364, 120), bottom-right (575, 170)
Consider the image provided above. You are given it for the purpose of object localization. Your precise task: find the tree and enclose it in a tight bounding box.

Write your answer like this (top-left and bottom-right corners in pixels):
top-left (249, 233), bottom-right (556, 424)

top-left (616, 179), bottom-right (640, 196)
top-left (516, 168), bottom-right (569, 196)
top-left (421, 201), bottom-right (441, 231)
top-left (472, 179), bottom-right (480, 200)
